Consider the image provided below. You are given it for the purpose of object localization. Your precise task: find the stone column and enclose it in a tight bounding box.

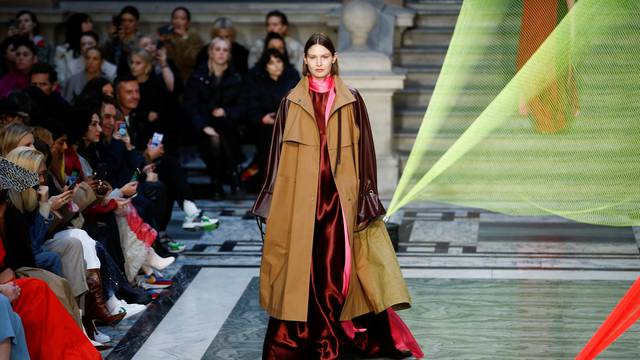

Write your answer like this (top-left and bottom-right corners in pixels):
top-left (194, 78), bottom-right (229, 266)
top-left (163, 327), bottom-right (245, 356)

top-left (338, 0), bottom-right (406, 198)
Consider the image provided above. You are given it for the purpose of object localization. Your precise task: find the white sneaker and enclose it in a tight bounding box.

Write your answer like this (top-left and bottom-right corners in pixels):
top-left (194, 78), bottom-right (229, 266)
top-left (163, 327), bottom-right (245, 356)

top-left (94, 329), bottom-right (111, 344)
top-left (182, 212), bottom-right (219, 231)
top-left (118, 299), bottom-right (147, 319)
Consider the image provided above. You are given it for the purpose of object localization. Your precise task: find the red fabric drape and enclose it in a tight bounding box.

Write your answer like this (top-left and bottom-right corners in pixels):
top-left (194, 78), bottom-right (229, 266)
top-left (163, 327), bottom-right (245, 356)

top-left (575, 277), bottom-right (640, 360)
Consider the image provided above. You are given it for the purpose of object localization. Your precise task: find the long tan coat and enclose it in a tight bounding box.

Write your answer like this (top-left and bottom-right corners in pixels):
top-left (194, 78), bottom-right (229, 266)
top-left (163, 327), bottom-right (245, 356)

top-left (253, 76), bottom-right (411, 322)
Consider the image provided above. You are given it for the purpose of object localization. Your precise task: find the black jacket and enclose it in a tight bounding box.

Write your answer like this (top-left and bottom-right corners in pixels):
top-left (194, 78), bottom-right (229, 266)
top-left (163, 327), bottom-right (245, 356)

top-left (247, 66), bottom-right (299, 127)
top-left (1, 204), bottom-right (36, 270)
top-left (184, 63), bottom-right (247, 131)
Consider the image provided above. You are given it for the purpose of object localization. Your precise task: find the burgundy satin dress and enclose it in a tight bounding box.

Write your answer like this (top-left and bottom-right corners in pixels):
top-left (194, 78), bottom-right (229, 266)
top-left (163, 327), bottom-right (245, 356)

top-left (262, 87), bottom-right (418, 359)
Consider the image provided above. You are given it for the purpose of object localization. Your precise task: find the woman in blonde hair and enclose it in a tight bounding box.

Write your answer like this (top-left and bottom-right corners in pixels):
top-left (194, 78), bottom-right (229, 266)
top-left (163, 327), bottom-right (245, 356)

top-left (4, 147), bottom-right (89, 296)
top-left (0, 122), bottom-right (34, 156)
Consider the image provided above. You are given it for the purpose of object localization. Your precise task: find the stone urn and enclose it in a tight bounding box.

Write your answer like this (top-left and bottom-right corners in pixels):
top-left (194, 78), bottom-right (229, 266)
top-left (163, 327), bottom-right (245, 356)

top-left (342, 0), bottom-right (378, 49)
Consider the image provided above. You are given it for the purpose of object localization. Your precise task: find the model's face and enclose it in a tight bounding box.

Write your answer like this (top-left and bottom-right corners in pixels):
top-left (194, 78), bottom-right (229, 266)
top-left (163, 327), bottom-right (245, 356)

top-left (138, 36), bottom-right (156, 55)
top-left (15, 45), bottom-right (36, 73)
top-left (304, 44), bottom-right (336, 79)
top-left (171, 10), bottom-right (189, 31)
top-left (117, 81), bottom-right (140, 111)
top-left (85, 49), bottom-right (102, 74)
top-left (129, 54), bottom-right (149, 78)
top-left (81, 19), bottom-right (93, 33)
top-left (17, 14), bottom-right (34, 36)
top-left (80, 35), bottom-right (97, 55)
top-left (266, 56), bottom-right (283, 79)
top-left (84, 113), bottom-right (102, 143)
top-left (266, 16), bottom-right (286, 35)
top-left (208, 41), bottom-right (230, 65)
top-left (100, 103), bottom-right (117, 137)
top-left (267, 39), bottom-right (285, 55)
top-left (121, 13), bottom-right (137, 36)
top-left (51, 135), bottom-right (68, 159)
top-left (30, 73), bottom-right (54, 96)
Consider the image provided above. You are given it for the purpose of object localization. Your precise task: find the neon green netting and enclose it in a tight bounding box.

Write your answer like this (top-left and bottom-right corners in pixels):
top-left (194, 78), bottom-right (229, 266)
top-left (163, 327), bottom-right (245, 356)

top-left (388, 0), bottom-right (640, 226)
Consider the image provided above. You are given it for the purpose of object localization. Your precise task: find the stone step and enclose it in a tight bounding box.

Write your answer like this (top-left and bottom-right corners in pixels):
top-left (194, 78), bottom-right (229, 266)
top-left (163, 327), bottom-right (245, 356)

top-left (413, 6), bottom-right (461, 28)
top-left (394, 87), bottom-right (498, 109)
top-left (404, 65), bottom-right (442, 86)
top-left (403, 26), bottom-right (456, 47)
top-left (394, 46), bottom-right (448, 67)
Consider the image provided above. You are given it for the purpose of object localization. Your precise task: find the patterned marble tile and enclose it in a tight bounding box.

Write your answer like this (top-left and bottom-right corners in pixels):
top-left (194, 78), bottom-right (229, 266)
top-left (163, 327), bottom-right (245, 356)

top-left (132, 268), bottom-right (256, 360)
top-left (409, 219), bottom-right (480, 246)
top-left (477, 241), bottom-right (639, 255)
top-left (202, 277), bottom-right (640, 359)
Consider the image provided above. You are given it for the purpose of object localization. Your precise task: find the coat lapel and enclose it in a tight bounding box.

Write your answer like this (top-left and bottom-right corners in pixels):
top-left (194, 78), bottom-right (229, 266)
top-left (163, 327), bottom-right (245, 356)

top-left (286, 76), bottom-right (315, 120)
top-left (329, 76), bottom-right (356, 119)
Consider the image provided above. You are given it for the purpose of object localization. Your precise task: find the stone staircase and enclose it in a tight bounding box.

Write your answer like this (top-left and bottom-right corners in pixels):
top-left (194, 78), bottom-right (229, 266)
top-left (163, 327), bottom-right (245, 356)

top-left (393, 0), bottom-right (463, 171)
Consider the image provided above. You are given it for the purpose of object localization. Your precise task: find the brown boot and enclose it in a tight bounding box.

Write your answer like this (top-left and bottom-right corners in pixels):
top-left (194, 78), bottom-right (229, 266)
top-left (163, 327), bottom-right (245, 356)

top-left (85, 269), bottom-right (126, 326)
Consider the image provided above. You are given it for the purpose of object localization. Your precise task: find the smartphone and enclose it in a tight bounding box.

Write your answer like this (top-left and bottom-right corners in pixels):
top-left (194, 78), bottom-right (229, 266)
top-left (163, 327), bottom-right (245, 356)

top-left (66, 171), bottom-right (78, 188)
top-left (131, 168), bottom-right (141, 182)
top-left (118, 122), bottom-right (128, 137)
top-left (151, 132), bottom-right (164, 148)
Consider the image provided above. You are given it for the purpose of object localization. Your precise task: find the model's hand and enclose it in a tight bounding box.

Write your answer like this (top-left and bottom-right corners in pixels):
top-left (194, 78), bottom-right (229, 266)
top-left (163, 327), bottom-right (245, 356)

top-left (261, 113), bottom-right (275, 125)
top-left (0, 282), bottom-right (20, 302)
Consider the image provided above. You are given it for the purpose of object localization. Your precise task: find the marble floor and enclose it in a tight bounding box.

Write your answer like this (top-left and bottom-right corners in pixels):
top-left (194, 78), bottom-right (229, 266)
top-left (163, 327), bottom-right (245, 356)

top-left (100, 200), bottom-right (640, 359)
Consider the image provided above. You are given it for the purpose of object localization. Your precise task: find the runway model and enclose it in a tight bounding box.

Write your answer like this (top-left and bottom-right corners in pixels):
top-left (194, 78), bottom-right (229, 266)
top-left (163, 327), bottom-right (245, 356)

top-left (252, 33), bottom-right (423, 359)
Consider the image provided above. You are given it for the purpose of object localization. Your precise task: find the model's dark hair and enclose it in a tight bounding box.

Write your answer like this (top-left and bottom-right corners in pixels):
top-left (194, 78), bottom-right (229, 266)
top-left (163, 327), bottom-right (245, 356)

top-left (120, 6), bottom-right (140, 21)
top-left (65, 13), bottom-right (92, 56)
top-left (172, 6), bottom-right (191, 21)
top-left (302, 33), bottom-right (338, 76)
top-left (266, 10), bottom-right (288, 26)
top-left (29, 62), bottom-right (57, 83)
top-left (16, 10), bottom-right (40, 35)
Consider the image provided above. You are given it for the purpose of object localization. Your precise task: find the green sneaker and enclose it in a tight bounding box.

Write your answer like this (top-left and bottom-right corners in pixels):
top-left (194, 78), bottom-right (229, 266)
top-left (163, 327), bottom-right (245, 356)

top-left (182, 212), bottom-right (220, 231)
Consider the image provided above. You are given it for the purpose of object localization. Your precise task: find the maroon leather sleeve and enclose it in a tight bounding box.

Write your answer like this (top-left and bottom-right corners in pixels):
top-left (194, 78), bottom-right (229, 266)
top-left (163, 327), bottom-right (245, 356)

top-left (350, 89), bottom-right (386, 227)
top-left (250, 97), bottom-right (290, 222)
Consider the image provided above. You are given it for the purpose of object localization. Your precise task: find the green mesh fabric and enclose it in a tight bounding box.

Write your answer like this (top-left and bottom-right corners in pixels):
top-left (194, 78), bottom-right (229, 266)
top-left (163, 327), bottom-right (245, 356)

top-left (388, 0), bottom-right (640, 226)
